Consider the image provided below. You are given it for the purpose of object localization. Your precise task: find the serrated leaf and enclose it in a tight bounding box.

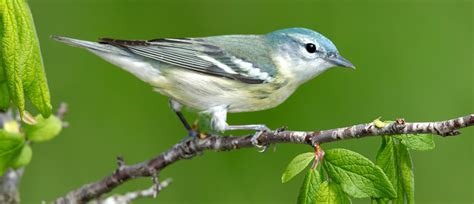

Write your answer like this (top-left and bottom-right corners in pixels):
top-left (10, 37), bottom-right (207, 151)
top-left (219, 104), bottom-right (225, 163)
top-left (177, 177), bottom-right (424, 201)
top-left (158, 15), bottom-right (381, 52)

top-left (24, 114), bottom-right (62, 142)
top-left (323, 148), bottom-right (396, 199)
top-left (281, 152), bottom-right (314, 183)
top-left (297, 168), bottom-right (321, 204)
top-left (1, 0), bottom-right (26, 119)
top-left (0, 2), bottom-right (4, 83)
top-left (17, 0), bottom-right (51, 117)
top-left (375, 137), bottom-right (398, 185)
top-left (0, 0), bottom-right (52, 118)
top-left (398, 143), bottom-right (414, 204)
top-left (315, 181), bottom-right (351, 204)
top-left (373, 137), bottom-right (399, 204)
top-left (395, 134), bottom-right (435, 151)
top-left (12, 143), bottom-right (32, 169)
top-left (0, 129), bottom-right (25, 175)
top-left (374, 137), bottom-right (415, 204)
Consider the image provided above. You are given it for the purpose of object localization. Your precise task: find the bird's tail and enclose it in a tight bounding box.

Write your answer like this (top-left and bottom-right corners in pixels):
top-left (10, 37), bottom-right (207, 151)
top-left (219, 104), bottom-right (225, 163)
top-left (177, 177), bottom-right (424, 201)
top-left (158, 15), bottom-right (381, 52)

top-left (51, 35), bottom-right (129, 55)
top-left (51, 35), bottom-right (163, 85)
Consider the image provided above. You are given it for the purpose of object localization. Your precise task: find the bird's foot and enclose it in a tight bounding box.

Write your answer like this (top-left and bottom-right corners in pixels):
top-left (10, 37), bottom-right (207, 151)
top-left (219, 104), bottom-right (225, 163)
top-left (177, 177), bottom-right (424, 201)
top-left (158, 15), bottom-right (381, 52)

top-left (251, 127), bottom-right (271, 152)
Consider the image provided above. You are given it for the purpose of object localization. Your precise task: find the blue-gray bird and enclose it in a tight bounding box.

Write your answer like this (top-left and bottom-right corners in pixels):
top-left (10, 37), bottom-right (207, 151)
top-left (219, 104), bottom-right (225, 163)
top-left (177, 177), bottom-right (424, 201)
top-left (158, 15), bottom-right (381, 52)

top-left (52, 28), bottom-right (354, 147)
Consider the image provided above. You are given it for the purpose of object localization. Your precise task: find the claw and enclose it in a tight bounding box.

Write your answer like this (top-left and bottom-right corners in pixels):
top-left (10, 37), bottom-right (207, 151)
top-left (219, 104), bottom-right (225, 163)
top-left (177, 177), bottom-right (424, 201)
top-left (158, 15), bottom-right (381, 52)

top-left (251, 128), bottom-right (270, 152)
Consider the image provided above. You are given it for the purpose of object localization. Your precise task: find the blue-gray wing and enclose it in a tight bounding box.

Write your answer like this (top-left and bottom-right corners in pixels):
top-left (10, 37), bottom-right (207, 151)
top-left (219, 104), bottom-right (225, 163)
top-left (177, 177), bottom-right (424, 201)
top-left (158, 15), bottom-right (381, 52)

top-left (99, 36), bottom-right (276, 84)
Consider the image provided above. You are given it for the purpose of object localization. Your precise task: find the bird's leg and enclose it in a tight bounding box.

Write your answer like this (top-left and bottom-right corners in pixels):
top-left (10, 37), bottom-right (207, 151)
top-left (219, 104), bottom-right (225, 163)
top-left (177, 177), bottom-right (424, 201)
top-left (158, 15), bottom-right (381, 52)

top-left (169, 99), bottom-right (197, 137)
top-left (209, 106), bottom-right (270, 151)
top-left (226, 124), bottom-right (270, 151)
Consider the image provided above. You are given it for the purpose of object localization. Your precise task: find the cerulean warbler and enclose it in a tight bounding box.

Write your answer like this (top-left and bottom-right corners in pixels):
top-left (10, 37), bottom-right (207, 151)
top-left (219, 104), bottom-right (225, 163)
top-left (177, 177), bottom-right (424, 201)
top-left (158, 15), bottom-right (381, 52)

top-left (52, 28), bottom-right (354, 147)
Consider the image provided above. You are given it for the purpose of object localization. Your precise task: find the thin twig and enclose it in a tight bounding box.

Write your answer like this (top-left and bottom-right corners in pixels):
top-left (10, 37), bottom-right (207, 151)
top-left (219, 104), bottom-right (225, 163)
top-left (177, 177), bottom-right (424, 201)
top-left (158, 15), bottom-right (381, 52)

top-left (91, 178), bottom-right (172, 204)
top-left (52, 114), bottom-right (474, 204)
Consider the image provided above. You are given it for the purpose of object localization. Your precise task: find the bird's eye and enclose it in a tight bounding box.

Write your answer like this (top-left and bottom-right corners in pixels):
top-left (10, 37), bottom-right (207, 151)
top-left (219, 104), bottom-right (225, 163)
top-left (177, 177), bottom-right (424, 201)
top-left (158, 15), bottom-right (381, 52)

top-left (305, 43), bottom-right (317, 53)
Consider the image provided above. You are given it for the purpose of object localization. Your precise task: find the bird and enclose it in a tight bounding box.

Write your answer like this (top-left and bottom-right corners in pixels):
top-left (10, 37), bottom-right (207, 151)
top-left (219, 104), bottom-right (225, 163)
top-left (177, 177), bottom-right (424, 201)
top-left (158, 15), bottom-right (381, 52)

top-left (52, 27), bottom-right (354, 147)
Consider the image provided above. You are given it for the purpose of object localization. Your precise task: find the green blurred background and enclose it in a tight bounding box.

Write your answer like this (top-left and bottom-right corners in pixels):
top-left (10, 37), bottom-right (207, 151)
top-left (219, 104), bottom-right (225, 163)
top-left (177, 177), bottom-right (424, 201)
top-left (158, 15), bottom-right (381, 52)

top-left (22, 0), bottom-right (472, 203)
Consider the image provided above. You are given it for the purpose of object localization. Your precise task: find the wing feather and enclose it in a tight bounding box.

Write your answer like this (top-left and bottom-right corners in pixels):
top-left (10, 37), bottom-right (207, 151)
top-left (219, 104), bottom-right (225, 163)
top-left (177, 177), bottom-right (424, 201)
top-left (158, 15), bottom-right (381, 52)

top-left (99, 37), bottom-right (273, 84)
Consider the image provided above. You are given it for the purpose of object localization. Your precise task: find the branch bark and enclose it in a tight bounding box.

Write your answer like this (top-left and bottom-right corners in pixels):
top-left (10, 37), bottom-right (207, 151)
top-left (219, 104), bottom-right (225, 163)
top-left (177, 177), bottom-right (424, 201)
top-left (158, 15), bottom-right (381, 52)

top-left (91, 178), bottom-right (172, 204)
top-left (0, 168), bottom-right (24, 204)
top-left (52, 114), bottom-right (474, 204)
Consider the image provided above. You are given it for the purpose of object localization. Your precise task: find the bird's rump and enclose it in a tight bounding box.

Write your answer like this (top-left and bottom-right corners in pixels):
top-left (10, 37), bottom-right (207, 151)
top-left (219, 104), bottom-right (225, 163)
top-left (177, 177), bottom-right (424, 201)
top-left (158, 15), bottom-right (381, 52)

top-left (98, 37), bottom-right (276, 84)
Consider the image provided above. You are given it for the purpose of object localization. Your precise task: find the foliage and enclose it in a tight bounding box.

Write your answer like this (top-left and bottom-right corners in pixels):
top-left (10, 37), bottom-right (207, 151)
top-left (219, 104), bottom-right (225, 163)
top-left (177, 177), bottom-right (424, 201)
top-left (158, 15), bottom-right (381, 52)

top-left (282, 119), bottom-right (435, 204)
top-left (0, 0), bottom-right (52, 123)
top-left (281, 152), bottom-right (315, 183)
top-left (0, 129), bottom-right (24, 175)
top-left (0, 0), bottom-right (59, 176)
top-left (0, 115), bottom-right (62, 176)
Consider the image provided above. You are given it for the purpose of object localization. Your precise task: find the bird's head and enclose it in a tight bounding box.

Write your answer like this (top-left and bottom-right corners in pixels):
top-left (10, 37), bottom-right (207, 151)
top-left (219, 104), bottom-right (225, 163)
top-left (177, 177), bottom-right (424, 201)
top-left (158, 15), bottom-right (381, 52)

top-left (266, 28), bottom-right (354, 83)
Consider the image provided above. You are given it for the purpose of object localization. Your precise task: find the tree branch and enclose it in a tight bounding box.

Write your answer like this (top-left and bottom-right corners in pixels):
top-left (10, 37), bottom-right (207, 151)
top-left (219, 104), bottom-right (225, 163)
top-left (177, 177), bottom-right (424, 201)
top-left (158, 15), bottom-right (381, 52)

top-left (91, 178), bottom-right (172, 204)
top-left (52, 114), bottom-right (474, 204)
top-left (0, 169), bottom-right (24, 204)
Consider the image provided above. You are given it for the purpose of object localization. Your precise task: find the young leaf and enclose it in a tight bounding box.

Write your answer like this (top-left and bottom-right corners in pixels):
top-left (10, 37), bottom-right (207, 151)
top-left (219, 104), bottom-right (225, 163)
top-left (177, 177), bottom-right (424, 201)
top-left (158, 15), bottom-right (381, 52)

top-left (323, 148), bottom-right (396, 199)
top-left (17, 0), bottom-right (52, 117)
top-left (373, 118), bottom-right (387, 128)
top-left (398, 143), bottom-right (414, 204)
top-left (0, 0), bottom-right (52, 118)
top-left (3, 119), bottom-right (20, 134)
top-left (297, 168), bottom-right (321, 204)
top-left (23, 114), bottom-right (62, 142)
top-left (375, 137), bottom-right (398, 185)
top-left (0, 130), bottom-right (25, 175)
top-left (396, 134), bottom-right (435, 151)
top-left (373, 137), bottom-right (399, 204)
top-left (374, 137), bottom-right (415, 204)
top-left (281, 152), bottom-right (314, 183)
top-left (12, 144), bottom-right (32, 169)
top-left (315, 181), bottom-right (351, 204)
top-left (0, 0), bottom-right (27, 119)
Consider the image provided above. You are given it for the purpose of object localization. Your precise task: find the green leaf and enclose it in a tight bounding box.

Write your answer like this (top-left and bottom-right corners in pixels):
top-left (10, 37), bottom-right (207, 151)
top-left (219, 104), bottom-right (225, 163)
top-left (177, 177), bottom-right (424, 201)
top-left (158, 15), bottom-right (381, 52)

top-left (0, 0), bottom-right (52, 118)
top-left (17, 0), bottom-right (52, 118)
top-left (0, 130), bottom-right (25, 175)
top-left (12, 144), bottom-right (32, 169)
top-left (297, 168), bottom-right (321, 204)
top-left (373, 137), bottom-right (399, 203)
top-left (24, 114), bottom-right (62, 142)
top-left (375, 137), bottom-right (398, 185)
top-left (3, 119), bottom-right (19, 133)
top-left (398, 143), bottom-right (414, 204)
top-left (323, 148), bottom-right (396, 199)
top-left (396, 134), bottom-right (435, 151)
top-left (315, 181), bottom-right (351, 204)
top-left (0, 0), bottom-right (26, 119)
top-left (281, 152), bottom-right (314, 183)
top-left (374, 137), bottom-right (415, 204)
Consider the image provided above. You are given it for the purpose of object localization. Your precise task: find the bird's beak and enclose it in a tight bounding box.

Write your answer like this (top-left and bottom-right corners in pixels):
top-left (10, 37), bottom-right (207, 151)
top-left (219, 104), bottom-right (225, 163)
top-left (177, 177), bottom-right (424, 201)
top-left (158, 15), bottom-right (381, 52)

top-left (327, 55), bottom-right (355, 69)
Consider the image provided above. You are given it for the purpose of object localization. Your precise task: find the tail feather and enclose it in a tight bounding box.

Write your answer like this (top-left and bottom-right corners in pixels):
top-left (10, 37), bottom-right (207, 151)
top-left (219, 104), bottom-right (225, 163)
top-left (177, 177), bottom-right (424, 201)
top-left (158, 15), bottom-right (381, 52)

top-left (51, 35), bottom-right (163, 85)
top-left (51, 35), bottom-right (129, 55)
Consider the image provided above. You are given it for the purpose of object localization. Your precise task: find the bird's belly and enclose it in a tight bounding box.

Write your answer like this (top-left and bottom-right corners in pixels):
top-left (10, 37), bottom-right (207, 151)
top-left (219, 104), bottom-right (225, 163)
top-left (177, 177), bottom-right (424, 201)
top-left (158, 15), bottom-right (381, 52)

top-left (154, 68), bottom-right (293, 113)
